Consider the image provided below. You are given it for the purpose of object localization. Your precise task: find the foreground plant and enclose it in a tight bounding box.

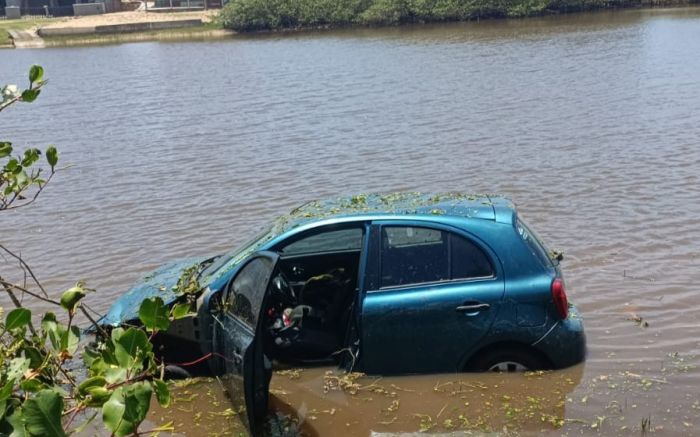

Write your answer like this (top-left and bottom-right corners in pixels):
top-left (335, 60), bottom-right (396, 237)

top-left (1, 291), bottom-right (177, 435)
top-left (1, 66), bottom-right (174, 436)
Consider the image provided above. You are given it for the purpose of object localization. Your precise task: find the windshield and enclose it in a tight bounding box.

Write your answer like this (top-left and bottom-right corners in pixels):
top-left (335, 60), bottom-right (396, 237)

top-left (200, 227), bottom-right (275, 279)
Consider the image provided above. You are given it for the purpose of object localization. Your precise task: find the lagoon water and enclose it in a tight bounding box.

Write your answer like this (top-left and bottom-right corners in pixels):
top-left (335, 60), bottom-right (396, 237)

top-left (2, 6), bottom-right (700, 435)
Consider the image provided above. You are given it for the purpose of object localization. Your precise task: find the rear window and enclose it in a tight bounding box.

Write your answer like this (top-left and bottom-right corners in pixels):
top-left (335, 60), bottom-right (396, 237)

top-left (516, 218), bottom-right (553, 268)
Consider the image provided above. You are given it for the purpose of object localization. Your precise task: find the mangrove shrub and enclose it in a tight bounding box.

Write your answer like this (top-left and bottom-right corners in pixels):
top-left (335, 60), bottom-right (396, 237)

top-left (219, 0), bottom-right (696, 31)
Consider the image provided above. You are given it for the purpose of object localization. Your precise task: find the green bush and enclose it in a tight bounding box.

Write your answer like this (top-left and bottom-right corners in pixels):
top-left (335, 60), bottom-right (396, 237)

top-left (505, 0), bottom-right (548, 17)
top-left (218, 0), bottom-right (690, 31)
top-left (357, 0), bottom-right (410, 25)
top-left (297, 0), bottom-right (373, 26)
top-left (408, 0), bottom-right (472, 22)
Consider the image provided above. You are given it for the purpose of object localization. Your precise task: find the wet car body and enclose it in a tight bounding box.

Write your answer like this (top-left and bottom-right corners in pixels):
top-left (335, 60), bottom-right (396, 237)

top-left (100, 192), bottom-right (586, 435)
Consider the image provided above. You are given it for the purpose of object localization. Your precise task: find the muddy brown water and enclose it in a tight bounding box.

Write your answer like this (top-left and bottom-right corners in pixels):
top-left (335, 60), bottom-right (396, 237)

top-left (2, 6), bottom-right (700, 435)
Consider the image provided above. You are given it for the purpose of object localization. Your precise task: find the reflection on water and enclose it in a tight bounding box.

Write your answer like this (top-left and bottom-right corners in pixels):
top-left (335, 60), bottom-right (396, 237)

top-left (2, 5), bottom-right (700, 436)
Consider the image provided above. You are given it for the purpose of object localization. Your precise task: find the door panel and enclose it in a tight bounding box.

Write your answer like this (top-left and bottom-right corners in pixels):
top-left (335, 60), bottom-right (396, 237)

top-left (361, 279), bottom-right (504, 374)
top-left (218, 252), bottom-right (278, 436)
top-left (360, 223), bottom-right (504, 375)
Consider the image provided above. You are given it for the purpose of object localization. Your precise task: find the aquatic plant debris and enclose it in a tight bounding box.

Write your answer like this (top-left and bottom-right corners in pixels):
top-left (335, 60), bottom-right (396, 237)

top-left (275, 368), bottom-right (303, 380)
top-left (207, 191), bottom-right (510, 283)
top-left (99, 256), bottom-right (208, 326)
top-left (174, 264), bottom-right (200, 296)
top-left (629, 313), bottom-right (650, 328)
top-left (269, 191), bottom-right (509, 238)
top-left (266, 347), bottom-right (700, 436)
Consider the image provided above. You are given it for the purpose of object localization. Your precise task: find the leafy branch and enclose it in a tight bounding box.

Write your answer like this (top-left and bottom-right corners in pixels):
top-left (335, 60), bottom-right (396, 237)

top-left (1, 65), bottom-right (58, 212)
top-left (0, 65), bottom-right (46, 113)
top-left (1, 66), bottom-right (175, 437)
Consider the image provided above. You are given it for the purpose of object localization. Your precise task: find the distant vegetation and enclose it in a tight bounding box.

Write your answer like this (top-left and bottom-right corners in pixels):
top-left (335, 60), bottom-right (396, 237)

top-left (219, 0), bottom-right (698, 31)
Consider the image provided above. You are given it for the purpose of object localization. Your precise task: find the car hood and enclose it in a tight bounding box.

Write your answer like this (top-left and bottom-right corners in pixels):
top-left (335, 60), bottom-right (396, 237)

top-left (99, 255), bottom-right (210, 327)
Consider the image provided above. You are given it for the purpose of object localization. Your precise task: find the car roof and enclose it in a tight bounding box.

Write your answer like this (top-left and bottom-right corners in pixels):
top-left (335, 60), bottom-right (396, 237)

top-left (203, 192), bottom-right (517, 289)
top-left (269, 192), bottom-right (517, 235)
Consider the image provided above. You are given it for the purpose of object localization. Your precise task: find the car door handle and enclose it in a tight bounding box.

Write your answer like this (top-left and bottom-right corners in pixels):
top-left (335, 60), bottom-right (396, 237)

top-left (456, 303), bottom-right (490, 313)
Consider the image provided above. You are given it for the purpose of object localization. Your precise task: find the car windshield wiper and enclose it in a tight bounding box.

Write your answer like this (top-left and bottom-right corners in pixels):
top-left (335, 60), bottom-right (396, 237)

top-left (196, 255), bottom-right (221, 281)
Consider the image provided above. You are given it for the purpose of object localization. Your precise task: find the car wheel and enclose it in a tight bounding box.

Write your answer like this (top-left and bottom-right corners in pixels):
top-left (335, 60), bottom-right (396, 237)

top-left (164, 364), bottom-right (191, 379)
top-left (468, 347), bottom-right (548, 373)
top-left (487, 360), bottom-right (530, 372)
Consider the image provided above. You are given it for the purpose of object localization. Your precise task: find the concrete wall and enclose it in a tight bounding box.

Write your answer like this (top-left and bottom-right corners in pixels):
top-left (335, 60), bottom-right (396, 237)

top-left (4, 5), bottom-right (20, 17)
top-left (72, 2), bottom-right (104, 15)
top-left (95, 19), bottom-right (202, 33)
top-left (102, 0), bottom-right (120, 13)
top-left (38, 19), bottom-right (203, 36)
top-left (38, 26), bottom-right (96, 36)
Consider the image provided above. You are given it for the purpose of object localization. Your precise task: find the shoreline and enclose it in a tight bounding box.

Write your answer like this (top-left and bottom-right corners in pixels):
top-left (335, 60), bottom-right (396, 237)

top-left (41, 26), bottom-right (234, 46)
top-left (2, 3), bottom-right (699, 48)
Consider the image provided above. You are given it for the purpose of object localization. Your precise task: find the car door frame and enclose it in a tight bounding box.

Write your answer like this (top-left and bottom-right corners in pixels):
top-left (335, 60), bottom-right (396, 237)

top-left (270, 219), bottom-right (373, 371)
top-left (359, 219), bottom-right (506, 374)
top-left (216, 250), bottom-right (279, 437)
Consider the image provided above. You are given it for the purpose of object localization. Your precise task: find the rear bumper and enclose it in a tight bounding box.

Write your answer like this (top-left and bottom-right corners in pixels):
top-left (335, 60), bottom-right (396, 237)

top-left (536, 305), bottom-right (586, 369)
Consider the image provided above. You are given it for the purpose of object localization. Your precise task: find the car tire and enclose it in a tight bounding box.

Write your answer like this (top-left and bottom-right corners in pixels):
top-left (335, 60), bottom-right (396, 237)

top-left (467, 347), bottom-right (549, 373)
top-left (164, 364), bottom-right (191, 379)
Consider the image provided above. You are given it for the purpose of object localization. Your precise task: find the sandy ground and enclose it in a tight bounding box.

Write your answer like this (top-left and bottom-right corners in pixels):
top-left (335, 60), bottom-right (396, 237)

top-left (41, 9), bottom-right (216, 29)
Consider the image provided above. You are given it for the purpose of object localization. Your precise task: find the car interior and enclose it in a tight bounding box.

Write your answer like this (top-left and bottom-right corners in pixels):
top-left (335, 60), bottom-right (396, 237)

top-left (261, 227), bottom-right (364, 367)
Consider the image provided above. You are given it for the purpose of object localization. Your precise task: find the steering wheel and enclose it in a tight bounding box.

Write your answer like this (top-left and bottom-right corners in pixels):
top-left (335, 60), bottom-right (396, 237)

top-left (272, 271), bottom-right (296, 304)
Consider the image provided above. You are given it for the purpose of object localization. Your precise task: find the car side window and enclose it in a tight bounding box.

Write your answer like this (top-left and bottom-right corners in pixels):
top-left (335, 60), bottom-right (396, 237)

top-left (381, 226), bottom-right (448, 287)
top-left (380, 226), bottom-right (493, 288)
top-left (450, 233), bottom-right (494, 279)
top-left (226, 257), bottom-right (273, 329)
top-left (280, 228), bottom-right (363, 255)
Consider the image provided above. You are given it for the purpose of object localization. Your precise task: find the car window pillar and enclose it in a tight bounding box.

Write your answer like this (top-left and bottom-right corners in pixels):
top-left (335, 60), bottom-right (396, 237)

top-left (363, 224), bottom-right (382, 292)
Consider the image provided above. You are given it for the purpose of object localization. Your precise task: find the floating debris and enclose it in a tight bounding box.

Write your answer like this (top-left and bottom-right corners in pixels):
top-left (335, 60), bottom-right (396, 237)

top-left (629, 313), bottom-right (650, 328)
top-left (322, 371), bottom-right (365, 394)
top-left (275, 368), bottom-right (303, 380)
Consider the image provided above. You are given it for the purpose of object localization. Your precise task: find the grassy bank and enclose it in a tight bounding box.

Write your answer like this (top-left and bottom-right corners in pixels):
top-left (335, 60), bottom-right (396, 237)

top-left (219, 0), bottom-right (699, 31)
top-left (0, 18), bottom-right (58, 46)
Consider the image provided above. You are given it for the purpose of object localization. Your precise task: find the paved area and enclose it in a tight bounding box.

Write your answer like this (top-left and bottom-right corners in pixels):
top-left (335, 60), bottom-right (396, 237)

top-left (8, 28), bottom-right (45, 48)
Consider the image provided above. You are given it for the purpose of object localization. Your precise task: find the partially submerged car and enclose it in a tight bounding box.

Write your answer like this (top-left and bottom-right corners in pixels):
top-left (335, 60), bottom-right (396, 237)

top-left (99, 192), bottom-right (585, 435)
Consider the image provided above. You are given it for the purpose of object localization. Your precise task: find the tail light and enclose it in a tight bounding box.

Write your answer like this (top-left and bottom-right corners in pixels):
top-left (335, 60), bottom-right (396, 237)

top-left (551, 278), bottom-right (568, 319)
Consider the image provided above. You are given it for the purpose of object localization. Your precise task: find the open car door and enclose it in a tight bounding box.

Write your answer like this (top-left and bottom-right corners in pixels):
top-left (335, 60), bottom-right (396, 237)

top-left (218, 251), bottom-right (279, 437)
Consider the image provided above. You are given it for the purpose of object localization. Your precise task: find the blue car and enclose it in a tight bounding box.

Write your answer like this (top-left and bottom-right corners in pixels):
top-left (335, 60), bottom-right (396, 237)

top-left (101, 192), bottom-right (585, 435)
